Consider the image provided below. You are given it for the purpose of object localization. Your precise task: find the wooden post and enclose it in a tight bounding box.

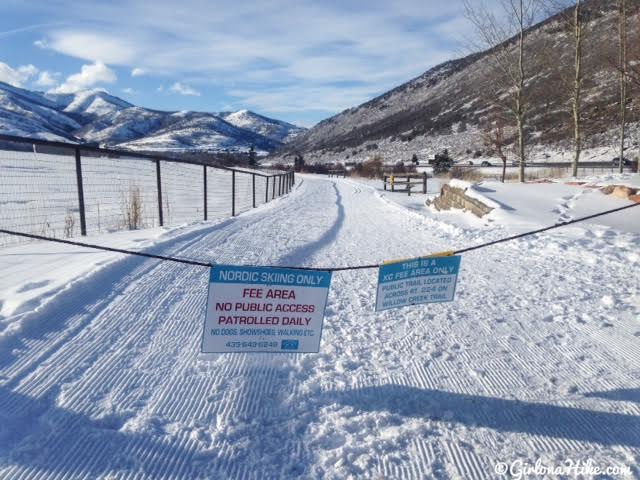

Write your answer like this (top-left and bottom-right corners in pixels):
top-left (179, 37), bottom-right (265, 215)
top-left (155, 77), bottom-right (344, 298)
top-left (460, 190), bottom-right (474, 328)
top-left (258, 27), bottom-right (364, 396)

top-left (232, 170), bottom-right (236, 216)
top-left (384, 175), bottom-right (387, 191)
top-left (407, 176), bottom-right (411, 196)
top-left (155, 159), bottom-right (163, 227)
top-left (272, 176), bottom-right (276, 199)
top-left (423, 172), bottom-right (427, 194)
top-left (203, 165), bottom-right (208, 221)
top-left (391, 175), bottom-right (395, 192)
top-left (74, 147), bottom-right (87, 236)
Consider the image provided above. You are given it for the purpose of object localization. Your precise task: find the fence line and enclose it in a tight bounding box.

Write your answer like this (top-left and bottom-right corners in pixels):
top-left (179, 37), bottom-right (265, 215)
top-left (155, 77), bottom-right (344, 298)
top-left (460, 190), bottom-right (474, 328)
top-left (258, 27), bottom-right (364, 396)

top-left (1, 201), bottom-right (637, 270)
top-left (0, 134), bottom-right (294, 247)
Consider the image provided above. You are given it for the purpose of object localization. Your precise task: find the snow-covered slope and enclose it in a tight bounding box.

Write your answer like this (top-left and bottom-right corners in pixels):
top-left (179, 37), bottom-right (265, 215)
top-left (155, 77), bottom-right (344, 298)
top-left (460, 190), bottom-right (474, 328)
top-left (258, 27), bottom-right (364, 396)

top-left (0, 81), bottom-right (304, 153)
top-left (0, 82), bottom-right (81, 141)
top-left (276, 0), bottom-right (640, 164)
top-left (221, 109), bottom-right (306, 143)
top-left (119, 112), bottom-right (281, 152)
top-left (49, 90), bottom-right (133, 118)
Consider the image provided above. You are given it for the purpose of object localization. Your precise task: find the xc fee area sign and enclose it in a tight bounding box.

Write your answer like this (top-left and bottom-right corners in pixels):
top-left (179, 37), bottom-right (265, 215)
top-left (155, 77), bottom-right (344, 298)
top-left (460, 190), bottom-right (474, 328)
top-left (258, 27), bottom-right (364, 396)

top-left (202, 265), bottom-right (332, 353)
top-left (376, 255), bottom-right (461, 311)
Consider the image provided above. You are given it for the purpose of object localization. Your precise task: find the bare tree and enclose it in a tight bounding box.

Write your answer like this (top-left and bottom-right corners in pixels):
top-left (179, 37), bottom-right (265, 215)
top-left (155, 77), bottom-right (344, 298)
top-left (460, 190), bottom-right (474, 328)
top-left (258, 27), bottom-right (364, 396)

top-left (572, 1), bottom-right (585, 178)
top-left (483, 112), bottom-right (509, 182)
top-left (618, 0), bottom-right (628, 174)
top-left (544, 0), bottom-right (589, 178)
top-left (465, 0), bottom-right (540, 183)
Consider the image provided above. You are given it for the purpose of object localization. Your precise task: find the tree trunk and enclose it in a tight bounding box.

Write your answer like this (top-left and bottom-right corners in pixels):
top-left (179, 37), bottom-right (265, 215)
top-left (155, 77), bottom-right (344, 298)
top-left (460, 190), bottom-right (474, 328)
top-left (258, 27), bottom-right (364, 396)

top-left (572, 0), bottom-right (583, 178)
top-left (619, 0), bottom-right (627, 175)
top-left (517, 0), bottom-right (526, 183)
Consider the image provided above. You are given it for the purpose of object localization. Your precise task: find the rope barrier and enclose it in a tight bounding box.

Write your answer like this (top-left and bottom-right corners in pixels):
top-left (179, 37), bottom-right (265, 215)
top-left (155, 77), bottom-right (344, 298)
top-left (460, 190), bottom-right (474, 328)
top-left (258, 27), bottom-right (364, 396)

top-left (1, 201), bottom-right (638, 271)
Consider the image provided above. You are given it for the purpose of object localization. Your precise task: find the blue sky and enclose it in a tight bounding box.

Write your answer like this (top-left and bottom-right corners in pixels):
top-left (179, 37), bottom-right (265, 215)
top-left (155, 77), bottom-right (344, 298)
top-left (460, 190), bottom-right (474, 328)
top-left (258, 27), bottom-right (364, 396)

top-left (0, 0), bottom-right (474, 127)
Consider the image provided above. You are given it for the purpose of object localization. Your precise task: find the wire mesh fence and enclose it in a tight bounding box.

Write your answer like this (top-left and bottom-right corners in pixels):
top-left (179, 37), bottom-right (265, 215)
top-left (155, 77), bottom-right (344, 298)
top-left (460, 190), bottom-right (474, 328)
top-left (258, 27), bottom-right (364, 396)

top-left (0, 135), bottom-right (294, 248)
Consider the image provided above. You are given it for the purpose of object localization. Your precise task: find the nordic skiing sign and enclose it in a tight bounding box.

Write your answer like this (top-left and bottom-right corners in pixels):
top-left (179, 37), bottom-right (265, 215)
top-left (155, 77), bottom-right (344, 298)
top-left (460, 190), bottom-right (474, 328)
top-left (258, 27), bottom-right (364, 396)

top-left (202, 265), bottom-right (332, 353)
top-left (376, 255), bottom-right (461, 311)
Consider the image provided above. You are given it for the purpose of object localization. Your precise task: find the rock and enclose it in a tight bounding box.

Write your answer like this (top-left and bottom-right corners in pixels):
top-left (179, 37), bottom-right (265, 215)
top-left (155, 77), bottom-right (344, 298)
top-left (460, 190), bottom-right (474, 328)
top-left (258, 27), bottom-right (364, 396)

top-left (611, 185), bottom-right (637, 199)
top-left (430, 184), bottom-right (493, 217)
top-left (629, 195), bottom-right (640, 204)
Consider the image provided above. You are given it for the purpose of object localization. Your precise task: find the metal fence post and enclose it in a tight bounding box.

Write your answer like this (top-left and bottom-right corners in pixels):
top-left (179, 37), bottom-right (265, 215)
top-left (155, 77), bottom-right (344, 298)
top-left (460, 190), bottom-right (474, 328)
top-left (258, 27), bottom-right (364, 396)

top-left (232, 170), bottom-right (236, 216)
top-left (423, 172), bottom-right (427, 194)
top-left (252, 174), bottom-right (256, 208)
top-left (407, 176), bottom-right (411, 197)
top-left (265, 177), bottom-right (269, 203)
top-left (74, 147), bottom-right (87, 236)
top-left (272, 176), bottom-right (276, 200)
top-left (203, 165), bottom-right (208, 221)
top-left (279, 175), bottom-right (282, 196)
top-left (156, 159), bottom-right (164, 227)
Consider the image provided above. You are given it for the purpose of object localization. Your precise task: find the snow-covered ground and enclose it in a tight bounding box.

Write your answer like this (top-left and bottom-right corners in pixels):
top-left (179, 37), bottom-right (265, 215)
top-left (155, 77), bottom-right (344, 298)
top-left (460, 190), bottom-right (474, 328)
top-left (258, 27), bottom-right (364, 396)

top-left (0, 174), bottom-right (638, 478)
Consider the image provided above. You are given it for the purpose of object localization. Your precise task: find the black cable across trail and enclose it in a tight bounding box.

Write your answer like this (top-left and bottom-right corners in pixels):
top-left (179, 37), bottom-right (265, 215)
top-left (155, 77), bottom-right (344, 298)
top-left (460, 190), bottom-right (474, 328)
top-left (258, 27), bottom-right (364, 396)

top-left (0, 201), bottom-right (638, 271)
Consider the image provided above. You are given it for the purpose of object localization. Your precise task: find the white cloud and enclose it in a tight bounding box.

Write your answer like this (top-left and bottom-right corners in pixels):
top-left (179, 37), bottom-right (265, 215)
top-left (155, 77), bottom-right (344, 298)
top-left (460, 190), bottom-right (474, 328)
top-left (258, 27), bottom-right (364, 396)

top-left (34, 39), bottom-right (48, 49)
top-left (52, 61), bottom-right (117, 93)
top-left (48, 30), bottom-right (139, 64)
top-left (0, 62), bottom-right (39, 87)
top-left (25, 0), bottom-right (477, 116)
top-left (170, 82), bottom-right (200, 96)
top-left (34, 71), bottom-right (60, 87)
top-left (122, 87), bottom-right (137, 94)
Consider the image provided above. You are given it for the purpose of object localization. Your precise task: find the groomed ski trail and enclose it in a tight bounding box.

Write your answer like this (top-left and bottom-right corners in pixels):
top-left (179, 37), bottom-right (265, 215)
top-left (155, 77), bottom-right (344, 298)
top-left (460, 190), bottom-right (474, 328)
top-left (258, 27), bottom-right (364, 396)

top-left (0, 176), bottom-right (638, 479)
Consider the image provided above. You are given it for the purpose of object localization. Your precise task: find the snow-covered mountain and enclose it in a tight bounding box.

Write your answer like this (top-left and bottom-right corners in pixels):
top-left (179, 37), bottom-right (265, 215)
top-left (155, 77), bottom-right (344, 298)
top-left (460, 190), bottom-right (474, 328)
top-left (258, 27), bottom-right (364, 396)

top-left (220, 110), bottom-right (306, 143)
top-left (0, 82), bottom-right (305, 152)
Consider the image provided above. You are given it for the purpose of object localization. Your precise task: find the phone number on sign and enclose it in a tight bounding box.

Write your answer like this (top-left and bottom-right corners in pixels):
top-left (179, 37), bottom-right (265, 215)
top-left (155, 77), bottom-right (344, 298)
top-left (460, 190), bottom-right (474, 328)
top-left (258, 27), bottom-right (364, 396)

top-left (225, 341), bottom-right (279, 349)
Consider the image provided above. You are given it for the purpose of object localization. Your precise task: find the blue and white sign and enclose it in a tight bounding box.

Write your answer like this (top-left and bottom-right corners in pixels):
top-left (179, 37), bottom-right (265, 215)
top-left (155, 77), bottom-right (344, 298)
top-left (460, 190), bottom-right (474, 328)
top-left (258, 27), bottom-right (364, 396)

top-left (376, 255), bottom-right (461, 311)
top-left (202, 265), bottom-right (332, 353)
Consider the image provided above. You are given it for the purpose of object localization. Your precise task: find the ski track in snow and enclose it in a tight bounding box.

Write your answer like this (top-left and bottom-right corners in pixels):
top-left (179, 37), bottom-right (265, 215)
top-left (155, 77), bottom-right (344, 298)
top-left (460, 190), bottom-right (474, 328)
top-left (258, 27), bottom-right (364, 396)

top-left (0, 176), bottom-right (639, 479)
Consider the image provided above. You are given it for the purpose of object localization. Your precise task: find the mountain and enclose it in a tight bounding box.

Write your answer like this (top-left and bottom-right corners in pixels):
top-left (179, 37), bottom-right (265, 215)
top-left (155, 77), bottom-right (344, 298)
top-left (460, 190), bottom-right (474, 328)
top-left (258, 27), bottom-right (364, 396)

top-left (117, 111), bottom-right (281, 152)
top-left (0, 82), bottom-right (305, 153)
top-left (275, 0), bottom-right (639, 164)
top-left (220, 110), bottom-right (306, 143)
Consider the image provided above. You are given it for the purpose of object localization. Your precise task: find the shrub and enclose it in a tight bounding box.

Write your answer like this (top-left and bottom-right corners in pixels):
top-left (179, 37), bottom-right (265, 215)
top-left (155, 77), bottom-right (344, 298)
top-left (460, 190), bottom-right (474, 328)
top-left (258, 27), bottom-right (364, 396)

top-left (359, 155), bottom-right (384, 178)
top-left (64, 211), bottom-right (75, 238)
top-left (123, 185), bottom-right (143, 230)
top-left (449, 166), bottom-right (483, 182)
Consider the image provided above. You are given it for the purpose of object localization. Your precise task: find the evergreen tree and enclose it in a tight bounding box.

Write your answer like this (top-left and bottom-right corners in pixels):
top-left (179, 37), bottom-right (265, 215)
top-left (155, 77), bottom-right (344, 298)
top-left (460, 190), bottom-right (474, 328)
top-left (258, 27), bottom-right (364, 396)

top-left (248, 145), bottom-right (257, 167)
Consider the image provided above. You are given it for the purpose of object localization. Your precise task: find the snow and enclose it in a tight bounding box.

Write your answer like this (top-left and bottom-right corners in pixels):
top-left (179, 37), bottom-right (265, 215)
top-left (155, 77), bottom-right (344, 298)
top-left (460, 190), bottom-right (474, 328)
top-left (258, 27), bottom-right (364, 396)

top-left (0, 227), bottom-right (172, 327)
top-left (0, 174), bottom-right (639, 478)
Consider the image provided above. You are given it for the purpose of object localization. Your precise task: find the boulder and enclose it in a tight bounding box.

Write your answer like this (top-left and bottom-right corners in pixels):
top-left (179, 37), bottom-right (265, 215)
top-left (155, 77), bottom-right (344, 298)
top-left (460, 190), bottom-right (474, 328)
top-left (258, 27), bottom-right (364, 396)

top-left (611, 185), bottom-right (637, 199)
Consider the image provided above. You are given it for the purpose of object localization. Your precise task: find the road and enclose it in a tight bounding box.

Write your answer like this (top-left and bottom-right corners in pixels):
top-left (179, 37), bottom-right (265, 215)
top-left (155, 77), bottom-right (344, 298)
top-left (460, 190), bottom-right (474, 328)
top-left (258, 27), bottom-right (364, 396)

top-left (1, 176), bottom-right (638, 478)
